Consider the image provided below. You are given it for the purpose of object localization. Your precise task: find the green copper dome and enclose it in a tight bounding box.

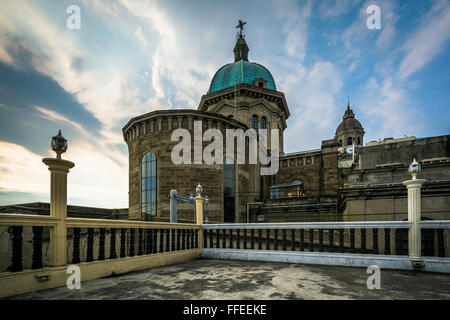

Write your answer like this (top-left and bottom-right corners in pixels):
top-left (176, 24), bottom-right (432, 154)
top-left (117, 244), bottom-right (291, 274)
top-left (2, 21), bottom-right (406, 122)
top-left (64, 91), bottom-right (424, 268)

top-left (208, 60), bottom-right (277, 94)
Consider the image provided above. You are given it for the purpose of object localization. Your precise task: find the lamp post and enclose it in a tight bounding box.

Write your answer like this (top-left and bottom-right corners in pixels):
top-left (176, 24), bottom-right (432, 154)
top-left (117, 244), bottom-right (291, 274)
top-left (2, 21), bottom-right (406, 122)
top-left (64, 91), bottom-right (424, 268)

top-left (42, 130), bottom-right (74, 266)
top-left (403, 158), bottom-right (425, 269)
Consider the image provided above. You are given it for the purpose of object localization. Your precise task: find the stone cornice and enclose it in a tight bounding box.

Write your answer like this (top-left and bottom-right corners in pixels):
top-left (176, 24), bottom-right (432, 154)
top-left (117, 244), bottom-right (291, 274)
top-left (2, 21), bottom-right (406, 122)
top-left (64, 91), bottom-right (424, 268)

top-left (340, 179), bottom-right (450, 199)
top-left (122, 109), bottom-right (248, 135)
top-left (280, 149), bottom-right (322, 160)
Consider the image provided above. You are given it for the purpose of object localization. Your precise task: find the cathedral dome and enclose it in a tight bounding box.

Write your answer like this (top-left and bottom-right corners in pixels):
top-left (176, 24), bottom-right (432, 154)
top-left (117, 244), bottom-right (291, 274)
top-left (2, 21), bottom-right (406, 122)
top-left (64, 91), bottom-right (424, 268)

top-left (335, 105), bottom-right (363, 136)
top-left (208, 60), bottom-right (277, 94)
top-left (208, 28), bottom-right (276, 94)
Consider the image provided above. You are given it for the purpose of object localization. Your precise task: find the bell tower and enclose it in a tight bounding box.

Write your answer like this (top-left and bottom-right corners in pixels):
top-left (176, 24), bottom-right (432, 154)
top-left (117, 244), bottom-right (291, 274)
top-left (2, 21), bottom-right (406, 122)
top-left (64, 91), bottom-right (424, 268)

top-left (335, 101), bottom-right (365, 147)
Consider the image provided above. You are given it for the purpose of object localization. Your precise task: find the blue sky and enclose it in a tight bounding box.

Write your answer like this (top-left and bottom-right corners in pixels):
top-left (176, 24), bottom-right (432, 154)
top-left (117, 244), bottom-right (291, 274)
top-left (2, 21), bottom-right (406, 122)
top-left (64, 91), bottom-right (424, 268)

top-left (0, 0), bottom-right (449, 208)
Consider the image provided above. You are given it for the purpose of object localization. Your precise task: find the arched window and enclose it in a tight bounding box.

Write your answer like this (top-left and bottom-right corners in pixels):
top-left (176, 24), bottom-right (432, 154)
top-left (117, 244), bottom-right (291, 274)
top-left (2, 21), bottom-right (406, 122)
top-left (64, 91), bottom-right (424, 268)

top-left (251, 115), bottom-right (259, 131)
top-left (142, 152), bottom-right (157, 219)
top-left (347, 137), bottom-right (353, 146)
top-left (260, 116), bottom-right (267, 129)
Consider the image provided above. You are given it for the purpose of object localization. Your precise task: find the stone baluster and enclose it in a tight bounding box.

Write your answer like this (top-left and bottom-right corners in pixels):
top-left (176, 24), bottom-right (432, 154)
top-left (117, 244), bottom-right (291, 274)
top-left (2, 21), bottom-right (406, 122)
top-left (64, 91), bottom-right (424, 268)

top-left (32, 226), bottom-right (43, 269)
top-left (99, 228), bottom-right (105, 260)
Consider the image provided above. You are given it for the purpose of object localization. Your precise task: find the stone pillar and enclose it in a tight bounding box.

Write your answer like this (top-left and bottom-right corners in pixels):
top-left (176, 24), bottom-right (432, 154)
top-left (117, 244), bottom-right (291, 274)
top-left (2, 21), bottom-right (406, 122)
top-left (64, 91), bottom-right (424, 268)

top-left (403, 178), bottom-right (425, 268)
top-left (42, 158), bottom-right (75, 266)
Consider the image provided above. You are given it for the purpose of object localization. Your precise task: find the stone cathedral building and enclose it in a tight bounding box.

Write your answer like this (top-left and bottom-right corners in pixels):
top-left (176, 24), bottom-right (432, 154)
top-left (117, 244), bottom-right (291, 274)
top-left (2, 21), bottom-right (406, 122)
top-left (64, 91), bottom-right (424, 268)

top-left (122, 25), bottom-right (450, 224)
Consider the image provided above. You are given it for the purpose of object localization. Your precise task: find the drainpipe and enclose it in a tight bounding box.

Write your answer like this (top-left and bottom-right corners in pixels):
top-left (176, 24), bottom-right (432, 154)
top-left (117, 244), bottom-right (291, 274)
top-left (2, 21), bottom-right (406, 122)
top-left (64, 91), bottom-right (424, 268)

top-left (246, 202), bottom-right (263, 223)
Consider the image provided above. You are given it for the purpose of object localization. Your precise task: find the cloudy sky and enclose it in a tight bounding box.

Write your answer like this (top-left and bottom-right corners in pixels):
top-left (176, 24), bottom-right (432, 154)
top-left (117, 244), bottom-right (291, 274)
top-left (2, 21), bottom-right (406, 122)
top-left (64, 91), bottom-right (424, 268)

top-left (0, 0), bottom-right (449, 208)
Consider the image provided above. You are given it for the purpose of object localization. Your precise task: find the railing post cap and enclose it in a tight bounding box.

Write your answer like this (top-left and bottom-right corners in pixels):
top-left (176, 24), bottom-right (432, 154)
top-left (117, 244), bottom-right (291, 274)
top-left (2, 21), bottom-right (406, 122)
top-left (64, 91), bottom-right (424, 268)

top-left (402, 179), bottom-right (426, 187)
top-left (42, 158), bottom-right (75, 171)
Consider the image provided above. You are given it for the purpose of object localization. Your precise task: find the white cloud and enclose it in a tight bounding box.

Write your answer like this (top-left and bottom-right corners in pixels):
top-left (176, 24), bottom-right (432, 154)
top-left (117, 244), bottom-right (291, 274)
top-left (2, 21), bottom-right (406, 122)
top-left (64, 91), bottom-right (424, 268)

top-left (280, 61), bottom-right (344, 152)
top-left (271, 0), bottom-right (345, 152)
top-left (318, 0), bottom-right (362, 18)
top-left (398, 0), bottom-right (450, 80)
top-left (0, 0), bottom-right (447, 207)
top-left (0, 0), bottom-right (219, 207)
top-left (358, 76), bottom-right (424, 141)
top-left (0, 141), bottom-right (49, 195)
top-left (134, 26), bottom-right (148, 47)
top-left (35, 106), bottom-right (89, 137)
top-left (338, 0), bottom-right (398, 61)
top-left (0, 140), bottom-right (128, 208)
top-left (274, 0), bottom-right (312, 63)
top-left (65, 142), bottom-right (128, 208)
top-left (115, 0), bottom-right (217, 107)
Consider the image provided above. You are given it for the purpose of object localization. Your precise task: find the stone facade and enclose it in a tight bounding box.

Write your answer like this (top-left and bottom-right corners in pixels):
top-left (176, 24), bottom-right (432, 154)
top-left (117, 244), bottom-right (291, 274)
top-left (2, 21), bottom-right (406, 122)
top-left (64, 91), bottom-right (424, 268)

top-left (341, 135), bottom-right (450, 221)
top-left (123, 110), bottom-right (251, 223)
top-left (198, 83), bottom-right (289, 153)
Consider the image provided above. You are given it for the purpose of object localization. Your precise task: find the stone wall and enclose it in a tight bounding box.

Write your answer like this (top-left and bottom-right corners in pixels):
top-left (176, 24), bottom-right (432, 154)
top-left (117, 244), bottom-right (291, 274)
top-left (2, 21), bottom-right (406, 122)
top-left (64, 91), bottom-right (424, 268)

top-left (123, 109), bottom-right (251, 222)
top-left (359, 135), bottom-right (450, 169)
top-left (272, 139), bottom-right (340, 204)
top-left (341, 159), bottom-right (450, 221)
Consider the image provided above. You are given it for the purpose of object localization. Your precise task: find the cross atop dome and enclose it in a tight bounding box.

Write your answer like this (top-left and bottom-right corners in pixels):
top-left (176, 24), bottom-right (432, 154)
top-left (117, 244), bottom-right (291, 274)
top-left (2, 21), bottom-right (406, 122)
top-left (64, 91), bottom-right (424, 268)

top-left (234, 20), bottom-right (249, 61)
top-left (236, 20), bottom-right (246, 37)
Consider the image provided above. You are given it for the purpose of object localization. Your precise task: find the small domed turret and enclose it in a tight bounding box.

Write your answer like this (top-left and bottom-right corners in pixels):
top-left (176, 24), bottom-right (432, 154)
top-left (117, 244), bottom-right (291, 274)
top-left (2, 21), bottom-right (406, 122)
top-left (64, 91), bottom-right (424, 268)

top-left (335, 101), bottom-right (365, 147)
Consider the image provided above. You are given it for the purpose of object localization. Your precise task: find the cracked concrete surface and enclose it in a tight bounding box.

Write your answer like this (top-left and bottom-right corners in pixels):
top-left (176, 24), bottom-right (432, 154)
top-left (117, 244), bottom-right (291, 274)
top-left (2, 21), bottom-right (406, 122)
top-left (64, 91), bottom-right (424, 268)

top-left (7, 259), bottom-right (450, 300)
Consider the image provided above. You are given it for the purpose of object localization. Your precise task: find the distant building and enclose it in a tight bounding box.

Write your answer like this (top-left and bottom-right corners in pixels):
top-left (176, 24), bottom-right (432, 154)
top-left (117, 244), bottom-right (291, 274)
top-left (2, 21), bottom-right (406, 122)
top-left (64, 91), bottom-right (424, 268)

top-left (122, 25), bottom-right (450, 223)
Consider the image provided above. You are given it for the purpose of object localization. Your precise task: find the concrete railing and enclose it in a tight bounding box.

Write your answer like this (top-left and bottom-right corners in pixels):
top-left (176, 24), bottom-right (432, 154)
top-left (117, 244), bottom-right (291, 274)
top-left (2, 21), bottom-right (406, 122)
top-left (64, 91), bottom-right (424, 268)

top-left (0, 213), bottom-right (201, 298)
top-left (202, 221), bottom-right (412, 229)
top-left (201, 220), bottom-right (450, 273)
top-left (202, 221), bottom-right (412, 255)
top-left (0, 152), bottom-right (208, 299)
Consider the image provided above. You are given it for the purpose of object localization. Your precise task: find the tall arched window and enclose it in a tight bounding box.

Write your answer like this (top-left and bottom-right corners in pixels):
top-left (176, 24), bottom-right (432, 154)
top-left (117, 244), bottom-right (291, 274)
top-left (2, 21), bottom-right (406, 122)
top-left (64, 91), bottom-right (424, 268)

top-left (142, 152), bottom-right (157, 219)
top-left (251, 115), bottom-right (259, 131)
top-left (260, 116), bottom-right (267, 129)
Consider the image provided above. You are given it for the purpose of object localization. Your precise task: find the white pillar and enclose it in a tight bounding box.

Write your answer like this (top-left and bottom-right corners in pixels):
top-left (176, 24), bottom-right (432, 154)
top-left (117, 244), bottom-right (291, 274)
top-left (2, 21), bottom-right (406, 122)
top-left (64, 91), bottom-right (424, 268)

top-left (42, 158), bottom-right (74, 266)
top-left (403, 178), bottom-right (425, 268)
top-left (195, 194), bottom-right (204, 250)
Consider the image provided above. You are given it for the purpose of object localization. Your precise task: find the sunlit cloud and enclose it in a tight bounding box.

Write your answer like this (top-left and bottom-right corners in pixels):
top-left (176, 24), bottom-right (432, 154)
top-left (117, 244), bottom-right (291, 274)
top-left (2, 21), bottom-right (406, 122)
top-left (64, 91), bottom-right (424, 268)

top-left (35, 106), bottom-right (89, 137)
top-left (0, 141), bottom-right (49, 195)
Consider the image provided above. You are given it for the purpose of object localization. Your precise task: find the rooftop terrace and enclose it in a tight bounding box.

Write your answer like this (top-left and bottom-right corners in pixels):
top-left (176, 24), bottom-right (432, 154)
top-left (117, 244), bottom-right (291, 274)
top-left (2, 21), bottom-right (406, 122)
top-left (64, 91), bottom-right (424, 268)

top-left (7, 259), bottom-right (450, 300)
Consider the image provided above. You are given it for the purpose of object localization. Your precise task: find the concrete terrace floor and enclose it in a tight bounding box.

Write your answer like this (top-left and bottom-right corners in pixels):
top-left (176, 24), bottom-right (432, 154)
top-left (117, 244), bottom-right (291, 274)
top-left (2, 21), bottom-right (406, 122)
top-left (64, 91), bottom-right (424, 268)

top-left (8, 259), bottom-right (450, 300)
